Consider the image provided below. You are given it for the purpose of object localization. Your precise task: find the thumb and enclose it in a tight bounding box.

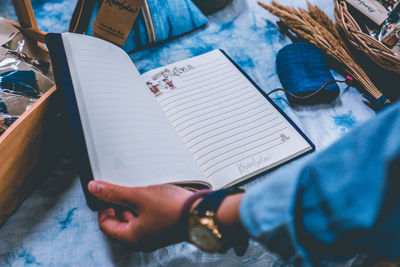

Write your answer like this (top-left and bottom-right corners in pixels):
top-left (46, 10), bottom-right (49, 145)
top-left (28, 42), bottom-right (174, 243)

top-left (88, 180), bottom-right (138, 207)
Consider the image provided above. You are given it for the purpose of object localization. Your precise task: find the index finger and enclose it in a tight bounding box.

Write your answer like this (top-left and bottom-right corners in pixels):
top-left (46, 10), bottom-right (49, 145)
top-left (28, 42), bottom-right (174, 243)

top-left (88, 180), bottom-right (142, 208)
top-left (98, 208), bottom-right (137, 243)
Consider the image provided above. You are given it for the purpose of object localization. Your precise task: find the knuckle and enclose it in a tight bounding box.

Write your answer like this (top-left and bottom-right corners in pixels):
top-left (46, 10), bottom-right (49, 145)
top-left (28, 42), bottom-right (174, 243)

top-left (98, 222), bottom-right (107, 233)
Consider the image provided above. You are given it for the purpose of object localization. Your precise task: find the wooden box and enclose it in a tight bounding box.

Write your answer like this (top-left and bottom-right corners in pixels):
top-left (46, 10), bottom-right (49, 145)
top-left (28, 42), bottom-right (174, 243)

top-left (0, 1), bottom-right (64, 225)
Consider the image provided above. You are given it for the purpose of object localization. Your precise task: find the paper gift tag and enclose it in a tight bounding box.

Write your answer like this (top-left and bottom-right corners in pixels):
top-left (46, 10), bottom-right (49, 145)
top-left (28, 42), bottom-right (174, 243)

top-left (0, 18), bottom-right (19, 46)
top-left (93, 0), bottom-right (144, 46)
top-left (344, 0), bottom-right (389, 25)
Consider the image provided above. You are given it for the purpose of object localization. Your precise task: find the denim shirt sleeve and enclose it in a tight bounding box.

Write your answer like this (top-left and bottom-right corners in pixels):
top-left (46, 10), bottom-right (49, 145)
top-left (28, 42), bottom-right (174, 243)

top-left (239, 153), bottom-right (316, 264)
top-left (240, 101), bottom-right (400, 264)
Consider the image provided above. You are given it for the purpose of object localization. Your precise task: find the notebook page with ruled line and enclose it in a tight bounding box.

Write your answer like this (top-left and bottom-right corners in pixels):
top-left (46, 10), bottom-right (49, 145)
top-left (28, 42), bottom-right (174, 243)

top-left (142, 50), bottom-right (313, 189)
top-left (61, 33), bottom-right (208, 188)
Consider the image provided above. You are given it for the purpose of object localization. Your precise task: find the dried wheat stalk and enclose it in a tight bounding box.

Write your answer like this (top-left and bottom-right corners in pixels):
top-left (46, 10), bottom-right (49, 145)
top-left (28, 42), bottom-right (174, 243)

top-left (258, 0), bottom-right (385, 101)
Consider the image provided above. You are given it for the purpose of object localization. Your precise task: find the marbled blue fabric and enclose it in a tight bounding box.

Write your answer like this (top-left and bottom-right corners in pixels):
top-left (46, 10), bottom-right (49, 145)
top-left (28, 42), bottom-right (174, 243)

top-left (84, 0), bottom-right (208, 52)
top-left (0, 0), bottom-right (78, 32)
top-left (0, 0), bottom-right (377, 266)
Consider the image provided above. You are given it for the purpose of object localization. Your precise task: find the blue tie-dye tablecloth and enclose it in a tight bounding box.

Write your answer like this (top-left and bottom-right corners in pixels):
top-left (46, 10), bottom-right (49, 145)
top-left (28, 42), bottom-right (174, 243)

top-left (0, 0), bottom-right (375, 266)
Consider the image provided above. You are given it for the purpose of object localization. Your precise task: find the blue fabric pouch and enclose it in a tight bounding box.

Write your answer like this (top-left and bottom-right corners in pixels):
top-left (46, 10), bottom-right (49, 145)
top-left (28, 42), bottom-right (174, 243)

top-left (276, 42), bottom-right (340, 105)
top-left (71, 0), bottom-right (208, 53)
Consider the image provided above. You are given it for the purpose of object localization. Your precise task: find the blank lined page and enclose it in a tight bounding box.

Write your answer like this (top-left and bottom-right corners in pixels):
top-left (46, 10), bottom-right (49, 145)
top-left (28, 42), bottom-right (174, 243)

top-left (142, 50), bottom-right (312, 189)
top-left (62, 33), bottom-right (207, 187)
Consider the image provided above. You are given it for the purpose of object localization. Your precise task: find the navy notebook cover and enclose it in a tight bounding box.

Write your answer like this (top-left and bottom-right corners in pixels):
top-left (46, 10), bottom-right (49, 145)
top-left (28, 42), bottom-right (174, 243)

top-left (46, 33), bottom-right (109, 210)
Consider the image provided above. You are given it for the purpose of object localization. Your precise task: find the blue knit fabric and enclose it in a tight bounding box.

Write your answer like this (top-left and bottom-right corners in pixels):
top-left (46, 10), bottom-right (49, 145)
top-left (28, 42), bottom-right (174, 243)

top-left (276, 42), bottom-right (340, 105)
top-left (84, 0), bottom-right (208, 53)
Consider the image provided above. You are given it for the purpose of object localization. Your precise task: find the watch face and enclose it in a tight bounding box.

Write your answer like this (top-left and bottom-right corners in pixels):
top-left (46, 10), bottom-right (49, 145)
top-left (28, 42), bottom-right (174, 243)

top-left (189, 224), bottom-right (223, 252)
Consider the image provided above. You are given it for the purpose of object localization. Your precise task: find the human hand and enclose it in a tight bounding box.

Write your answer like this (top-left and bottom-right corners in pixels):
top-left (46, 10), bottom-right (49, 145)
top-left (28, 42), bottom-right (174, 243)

top-left (88, 180), bottom-right (193, 252)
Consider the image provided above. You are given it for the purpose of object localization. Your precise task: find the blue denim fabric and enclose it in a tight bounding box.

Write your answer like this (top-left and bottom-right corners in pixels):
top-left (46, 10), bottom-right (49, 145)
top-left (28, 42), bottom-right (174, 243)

top-left (240, 157), bottom-right (309, 263)
top-left (240, 101), bottom-right (400, 265)
top-left (85, 0), bottom-right (208, 53)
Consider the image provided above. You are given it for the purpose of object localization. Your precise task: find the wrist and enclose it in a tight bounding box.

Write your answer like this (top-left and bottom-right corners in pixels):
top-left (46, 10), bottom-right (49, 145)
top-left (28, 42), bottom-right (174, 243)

top-left (217, 193), bottom-right (248, 256)
top-left (216, 193), bottom-right (244, 228)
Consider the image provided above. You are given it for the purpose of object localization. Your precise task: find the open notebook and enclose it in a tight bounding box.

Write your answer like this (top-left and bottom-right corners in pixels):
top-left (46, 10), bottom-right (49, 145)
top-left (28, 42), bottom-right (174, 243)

top-left (47, 33), bottom-right (314, 209)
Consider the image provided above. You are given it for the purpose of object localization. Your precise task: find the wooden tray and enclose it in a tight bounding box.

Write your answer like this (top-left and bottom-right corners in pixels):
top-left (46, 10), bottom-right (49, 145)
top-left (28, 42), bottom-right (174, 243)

top-left (0, 0), bottom-right (64, 226)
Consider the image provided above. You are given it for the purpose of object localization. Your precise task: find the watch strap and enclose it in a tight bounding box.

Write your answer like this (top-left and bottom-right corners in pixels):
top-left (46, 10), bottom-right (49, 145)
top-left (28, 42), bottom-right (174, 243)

top-left (179, 189), bottom-right (211, 222)
top-left (195, 187), bottom-right (244, 216)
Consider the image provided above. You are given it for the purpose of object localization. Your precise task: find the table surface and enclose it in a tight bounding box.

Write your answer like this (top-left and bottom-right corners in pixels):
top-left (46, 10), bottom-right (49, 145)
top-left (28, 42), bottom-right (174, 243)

top-left (0, 0), bottom-right (375, 266)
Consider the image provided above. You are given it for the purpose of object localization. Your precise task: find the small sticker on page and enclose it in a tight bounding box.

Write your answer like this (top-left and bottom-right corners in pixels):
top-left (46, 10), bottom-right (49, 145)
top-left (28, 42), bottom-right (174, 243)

top-left (146, 64), bottom-right (195, 97)
top-left (93, 0), bottom-right (144, 46)
top-left (0, 18), bottom-right (19, 46)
